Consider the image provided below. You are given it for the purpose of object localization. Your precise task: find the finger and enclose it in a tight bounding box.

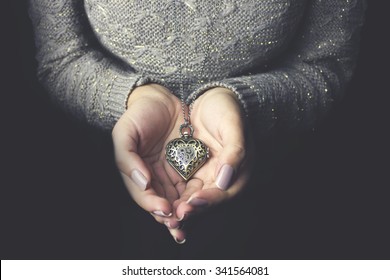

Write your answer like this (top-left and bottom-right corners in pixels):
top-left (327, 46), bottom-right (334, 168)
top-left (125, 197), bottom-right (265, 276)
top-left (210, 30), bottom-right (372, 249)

top-left (150, 214), bottom-right (185, 243)
top-left (152, 161), bottom-right (180, 204)
top-left (215, 119), bottom-right (246, 191)
top-left (184, 158), bottom-right (251, 212)
top-left (149, 213), bottom-right (181, 229)
top-left (112, 119), bottom-right (151, 191)
top-left (214, 146), bottom-right (245, 191)
top-left (173, 200), bottom-right (191, 222)
top-left (175, 179), bottom-right (205, 220)
top-left (176, 188), bottom-right (225, 219)
top-left (175, 181), bottom-right (187, 196)
top-left (163, 219), bottom-right (181, 230)
top-left (167, 227), bottom-right (187, 244)
top-left (188, 186), bottom-right (227, 206)
top-left (121, 173), bottom-right (172, 217)
top-left (148, 177), bottom-right (179, 226)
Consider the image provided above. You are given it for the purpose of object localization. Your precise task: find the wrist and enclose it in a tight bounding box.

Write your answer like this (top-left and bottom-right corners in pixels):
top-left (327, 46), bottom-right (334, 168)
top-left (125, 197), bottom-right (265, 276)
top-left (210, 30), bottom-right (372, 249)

top-left (127, 83), bottom-right (181, 118)
top-left (127, 84), bottom-right (169, 107)
top-left (193, 87), bottom-right (240, 114)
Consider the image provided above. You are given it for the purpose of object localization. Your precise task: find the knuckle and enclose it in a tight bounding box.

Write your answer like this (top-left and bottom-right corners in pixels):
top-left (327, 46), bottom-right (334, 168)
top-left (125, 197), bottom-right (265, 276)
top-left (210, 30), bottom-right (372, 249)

top-left (231, 144), bottom-right (246, 162)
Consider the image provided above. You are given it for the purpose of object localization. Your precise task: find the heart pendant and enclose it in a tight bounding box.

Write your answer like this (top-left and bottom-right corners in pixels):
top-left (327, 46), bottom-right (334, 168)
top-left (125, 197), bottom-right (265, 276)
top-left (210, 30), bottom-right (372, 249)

top-left (165, 126), bottom-right (209, 181)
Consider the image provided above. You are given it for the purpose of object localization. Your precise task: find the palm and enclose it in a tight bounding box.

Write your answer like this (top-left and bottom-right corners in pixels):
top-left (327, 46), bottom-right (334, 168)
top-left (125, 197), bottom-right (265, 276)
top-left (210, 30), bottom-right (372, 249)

top-left (113, 84), bottom-right (189, 236)
top-left (128, 96), bottom-right (185, 203)
top-left (172, 88), bottom-right (251, 219)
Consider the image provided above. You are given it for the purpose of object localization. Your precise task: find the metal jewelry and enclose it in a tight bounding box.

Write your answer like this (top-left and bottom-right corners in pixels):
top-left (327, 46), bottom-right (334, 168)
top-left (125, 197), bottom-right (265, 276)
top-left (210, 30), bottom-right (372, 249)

top-left (165, 120), bottom-right (209, 181)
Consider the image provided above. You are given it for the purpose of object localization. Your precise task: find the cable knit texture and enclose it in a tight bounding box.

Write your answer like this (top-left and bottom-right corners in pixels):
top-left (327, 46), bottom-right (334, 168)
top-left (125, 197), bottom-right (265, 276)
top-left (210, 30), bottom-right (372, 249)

top-left (29, 0), bottom-right (366, 132)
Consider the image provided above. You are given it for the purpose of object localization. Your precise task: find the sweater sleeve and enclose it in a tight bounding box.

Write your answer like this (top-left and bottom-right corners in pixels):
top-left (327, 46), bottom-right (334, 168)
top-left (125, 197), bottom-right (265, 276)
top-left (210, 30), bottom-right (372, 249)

top-left (29, 0), bottom-right (146, 130)
top-left (190, 0), bottom-right (367, 135)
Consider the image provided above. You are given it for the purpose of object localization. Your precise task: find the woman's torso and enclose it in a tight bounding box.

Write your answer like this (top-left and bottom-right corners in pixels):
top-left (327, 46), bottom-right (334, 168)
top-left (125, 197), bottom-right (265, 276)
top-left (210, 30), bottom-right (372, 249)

top-left (85, 0), bottom-right (307, 86)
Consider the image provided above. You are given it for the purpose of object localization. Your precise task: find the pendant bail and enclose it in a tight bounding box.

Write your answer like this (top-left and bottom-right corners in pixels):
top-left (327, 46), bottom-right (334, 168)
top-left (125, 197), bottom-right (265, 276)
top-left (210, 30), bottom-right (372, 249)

top-left (179, 123), bottom-right (194, 138)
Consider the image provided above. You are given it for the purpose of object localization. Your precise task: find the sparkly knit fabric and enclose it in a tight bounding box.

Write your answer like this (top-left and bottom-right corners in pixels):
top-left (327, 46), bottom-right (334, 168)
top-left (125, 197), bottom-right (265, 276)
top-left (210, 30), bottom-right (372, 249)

top-left (29, 0), bottom-right (366, 133)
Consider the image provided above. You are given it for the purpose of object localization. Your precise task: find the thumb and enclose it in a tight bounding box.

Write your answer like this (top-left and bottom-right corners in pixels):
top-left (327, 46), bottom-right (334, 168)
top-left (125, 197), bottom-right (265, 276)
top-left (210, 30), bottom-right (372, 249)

top-left (112, 118), bottom-right (151, 191)
top-left (215, 120), bottom-right (246, 191)
top-left (215, 144), bottom-right (245, 191)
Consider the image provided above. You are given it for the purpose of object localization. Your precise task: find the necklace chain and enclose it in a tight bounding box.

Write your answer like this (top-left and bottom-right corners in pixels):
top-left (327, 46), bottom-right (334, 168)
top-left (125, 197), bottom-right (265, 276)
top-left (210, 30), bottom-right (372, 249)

top-left (174, 1), bottom-right (206, 128)
top-left (179, 83), bottom-right (196, 126)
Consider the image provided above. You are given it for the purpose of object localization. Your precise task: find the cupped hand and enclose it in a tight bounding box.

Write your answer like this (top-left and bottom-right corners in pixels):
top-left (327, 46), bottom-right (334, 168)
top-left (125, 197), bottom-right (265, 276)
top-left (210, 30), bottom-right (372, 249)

top-left (112, 85), bottom-right (252, 243)
top-left (112, 84), bottom-right (187, 243)
top-left (173, 87), bottom-right (253, 221)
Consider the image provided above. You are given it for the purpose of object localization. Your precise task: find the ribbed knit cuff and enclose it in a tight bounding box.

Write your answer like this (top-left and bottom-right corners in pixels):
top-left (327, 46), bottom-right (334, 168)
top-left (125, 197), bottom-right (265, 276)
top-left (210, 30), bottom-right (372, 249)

top-left (104, 74), bottom-right (145, 129)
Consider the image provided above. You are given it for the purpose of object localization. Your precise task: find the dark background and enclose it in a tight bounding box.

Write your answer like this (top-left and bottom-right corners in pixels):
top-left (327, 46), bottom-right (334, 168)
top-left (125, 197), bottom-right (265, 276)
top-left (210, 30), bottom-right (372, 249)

top-left (2, 2), bottom-right (389, 259)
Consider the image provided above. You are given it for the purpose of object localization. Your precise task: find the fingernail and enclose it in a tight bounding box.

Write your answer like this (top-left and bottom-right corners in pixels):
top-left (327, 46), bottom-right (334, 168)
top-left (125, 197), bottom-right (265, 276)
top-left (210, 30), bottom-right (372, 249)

top-left (216, 164), bottom-right (234, 190)
top-left (174, 237), bottom-right (186, 245)
top-left (177, 213), bottom-right (187, 222)
top-left (152, 210), bottom-right (172, 217)
top-left (187, 197), bottom-right (208, 207)
top-left (131, 169), bottom-right (147, 191)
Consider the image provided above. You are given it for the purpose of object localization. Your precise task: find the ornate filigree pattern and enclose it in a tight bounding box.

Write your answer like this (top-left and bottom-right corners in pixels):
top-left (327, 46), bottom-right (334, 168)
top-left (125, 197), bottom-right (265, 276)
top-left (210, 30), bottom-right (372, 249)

top-left (165, 135), bottom-right (209, 181)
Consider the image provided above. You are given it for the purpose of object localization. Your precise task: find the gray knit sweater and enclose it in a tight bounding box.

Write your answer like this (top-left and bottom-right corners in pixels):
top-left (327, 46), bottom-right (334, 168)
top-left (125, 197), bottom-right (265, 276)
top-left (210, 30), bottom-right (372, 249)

top-left (29, 0), bottom-right (366, 133)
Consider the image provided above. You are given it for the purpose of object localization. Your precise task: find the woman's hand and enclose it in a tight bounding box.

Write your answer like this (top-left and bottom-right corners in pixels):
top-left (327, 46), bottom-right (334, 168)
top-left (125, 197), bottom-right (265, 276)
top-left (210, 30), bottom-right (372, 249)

top-left (173, 87), bottom-right (253, 221)
top-left (112, 85), bottom-right (252, 243)
top-left (112, 84), bottom-right (187, 243)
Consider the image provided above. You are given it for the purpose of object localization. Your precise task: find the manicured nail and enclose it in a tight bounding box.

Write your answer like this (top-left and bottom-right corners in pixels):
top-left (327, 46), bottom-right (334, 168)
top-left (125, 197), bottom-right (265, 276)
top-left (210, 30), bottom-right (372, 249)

top-left (187, 197), bottom-right (208, 207)
top-left (216, 164), bottom-right (234, 190)
top-left (131, 169), bottom-right (147, 191)
top-left (177, 213), bottom-right (187, 222)
top-left (152, 210), bottom-right (172, 217)
top-left (174, 237), bottom-right (186, 245)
